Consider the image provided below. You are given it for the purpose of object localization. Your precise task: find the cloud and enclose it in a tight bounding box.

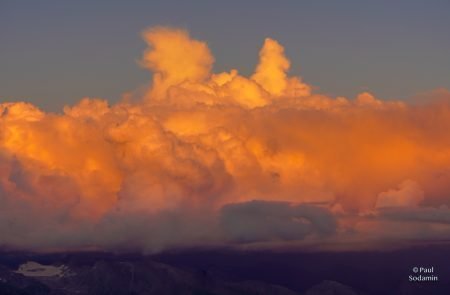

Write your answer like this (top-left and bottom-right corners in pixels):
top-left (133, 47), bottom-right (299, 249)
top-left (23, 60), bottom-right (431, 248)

top-left (251, 38), bottom-right (310, 98)
top-left (141, 27), bottom-right (214, 100)
top-left (379, 206), bottom-right (450, 224)
top-left (1, 27), bottom-right (450, 252)
top-left (220, 201), bottom-right (336, 243)
top-left (375, 180), bottom-right (424, 208)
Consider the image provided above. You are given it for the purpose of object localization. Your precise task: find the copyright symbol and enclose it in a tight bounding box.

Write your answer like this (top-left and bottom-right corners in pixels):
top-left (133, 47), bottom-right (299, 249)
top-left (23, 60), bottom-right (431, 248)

top-left (413, 267), bottom-right (419, 273)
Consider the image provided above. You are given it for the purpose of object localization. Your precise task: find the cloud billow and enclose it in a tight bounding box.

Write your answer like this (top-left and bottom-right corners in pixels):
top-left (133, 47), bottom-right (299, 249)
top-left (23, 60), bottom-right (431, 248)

top-left (1, 27), bottom-right (450, 252)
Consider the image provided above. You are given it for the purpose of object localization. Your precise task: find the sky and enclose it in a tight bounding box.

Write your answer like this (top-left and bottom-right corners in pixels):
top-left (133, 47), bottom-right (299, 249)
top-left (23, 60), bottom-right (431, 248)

top-left (1, 0), bottom-right (450, 111)
top-left (1, 1), bottom-right (450, 253)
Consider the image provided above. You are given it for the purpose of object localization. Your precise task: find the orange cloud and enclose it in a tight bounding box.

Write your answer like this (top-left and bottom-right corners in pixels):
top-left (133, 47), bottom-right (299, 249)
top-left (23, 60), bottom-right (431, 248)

top-left (1, 27), bottom-right (450, 252)
top-left (141, 27), bottom-right (214, 100)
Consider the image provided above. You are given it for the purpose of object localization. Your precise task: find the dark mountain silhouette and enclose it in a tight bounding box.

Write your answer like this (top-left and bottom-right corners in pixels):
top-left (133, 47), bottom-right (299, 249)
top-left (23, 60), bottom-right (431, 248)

top-left (1, 246), bottom-right (449, 294)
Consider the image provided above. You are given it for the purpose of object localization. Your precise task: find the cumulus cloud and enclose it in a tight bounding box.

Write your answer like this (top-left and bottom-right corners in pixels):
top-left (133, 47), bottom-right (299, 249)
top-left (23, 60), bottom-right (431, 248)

top-left (141, 27), bottom-right (214, 100)
top-left (375, 180), bottom-right (424, 208)
top-left (220, 201), bottom-right (336, 243)
top-left (1, 26), bottom-right (450, 252)
top-left (251, 38), bottom-right (310, 98)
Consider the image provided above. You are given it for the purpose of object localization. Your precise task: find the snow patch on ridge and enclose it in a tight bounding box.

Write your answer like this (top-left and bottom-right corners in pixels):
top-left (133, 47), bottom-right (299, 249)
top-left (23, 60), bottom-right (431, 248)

top-left (15, 261), bottom-right (69, 277)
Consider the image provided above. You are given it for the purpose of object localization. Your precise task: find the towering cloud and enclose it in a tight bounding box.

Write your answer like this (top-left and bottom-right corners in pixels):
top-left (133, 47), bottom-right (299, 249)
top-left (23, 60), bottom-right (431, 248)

top-left (141, 27), bottom-right (215, 99)
top-left (251, 38), bottom-right (310, 98)
top-left (1, 27), bottom-right (450, 252)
